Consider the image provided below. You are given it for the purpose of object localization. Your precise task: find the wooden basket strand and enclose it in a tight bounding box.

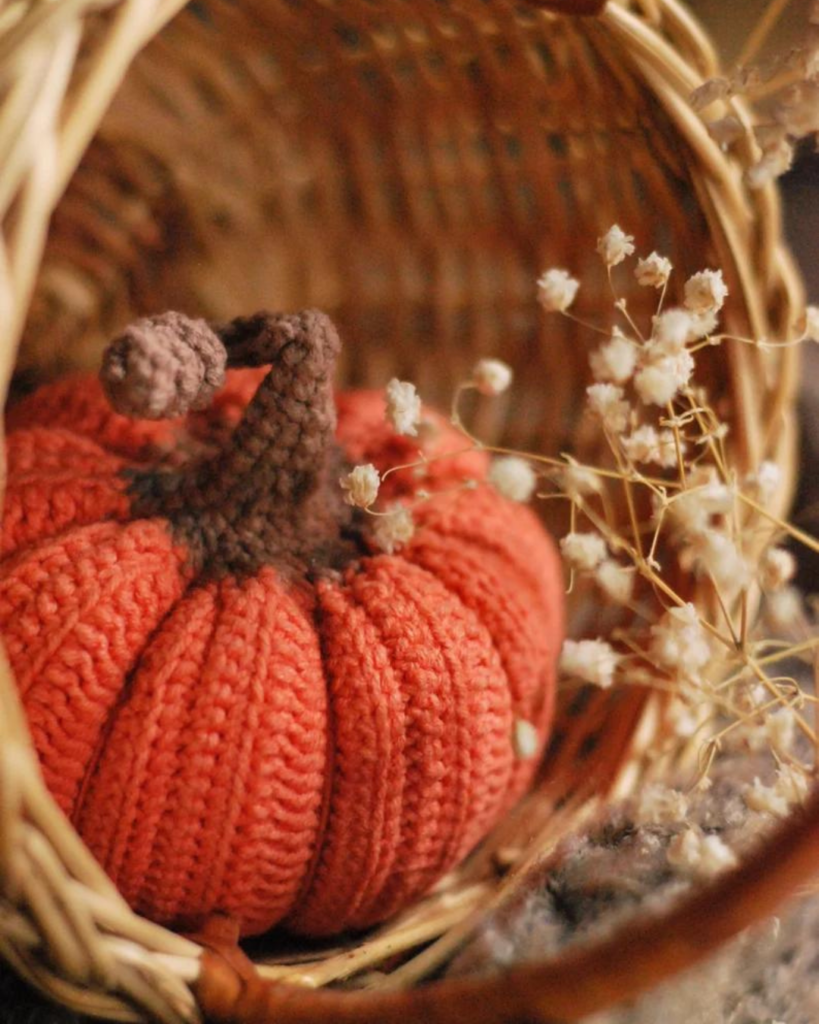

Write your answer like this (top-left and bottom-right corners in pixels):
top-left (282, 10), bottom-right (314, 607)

top-left (0, 1), bottom-right (812, 1022)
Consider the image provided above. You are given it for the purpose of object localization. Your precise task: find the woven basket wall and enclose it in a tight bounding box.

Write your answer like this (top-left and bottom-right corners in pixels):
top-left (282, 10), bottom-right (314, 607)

top-left (0, 2), bottom-right (817, 1023)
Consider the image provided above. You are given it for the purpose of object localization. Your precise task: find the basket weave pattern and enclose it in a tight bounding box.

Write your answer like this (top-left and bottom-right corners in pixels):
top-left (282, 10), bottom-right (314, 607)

top-left (0, 2), bottom-right (814, 1023)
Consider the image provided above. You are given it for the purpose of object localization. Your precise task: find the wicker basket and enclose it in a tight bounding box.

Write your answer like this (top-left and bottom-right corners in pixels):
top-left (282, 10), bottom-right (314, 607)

top-left (0, 1), bottom-right (817, 1022)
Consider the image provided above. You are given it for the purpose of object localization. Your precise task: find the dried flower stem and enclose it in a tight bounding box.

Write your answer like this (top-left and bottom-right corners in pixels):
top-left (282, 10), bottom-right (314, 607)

top-left (738, 0), bottom-right (795, 69)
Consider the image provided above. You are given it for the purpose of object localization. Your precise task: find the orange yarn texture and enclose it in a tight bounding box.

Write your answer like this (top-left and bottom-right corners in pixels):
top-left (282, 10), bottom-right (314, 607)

top-left (2, 312), bottom-right (563, 938)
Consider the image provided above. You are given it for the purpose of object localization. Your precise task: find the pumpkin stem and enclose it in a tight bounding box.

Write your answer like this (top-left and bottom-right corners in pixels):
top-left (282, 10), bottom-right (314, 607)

top-left (102, 309), bottom-right (353, 575)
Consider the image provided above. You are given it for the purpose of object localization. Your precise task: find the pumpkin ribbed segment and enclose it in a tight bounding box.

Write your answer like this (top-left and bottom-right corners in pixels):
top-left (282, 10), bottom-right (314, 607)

top-left (0, 519), bottom-right (189, 818)
top-left (407, 487), bottom-right (564, 803)
top-left (6, 375), bottom-right (182, 457)
top-left (3, 430), bottom-right (130, 555)
top-left (289, 554), bottom-right (513, 936)
top-left (77, 570), bottom-right (328, 935)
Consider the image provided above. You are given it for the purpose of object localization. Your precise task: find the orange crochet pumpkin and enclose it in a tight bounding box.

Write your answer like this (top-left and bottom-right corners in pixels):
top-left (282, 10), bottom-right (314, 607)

top-left (1, 310), bottom-right (563, 937)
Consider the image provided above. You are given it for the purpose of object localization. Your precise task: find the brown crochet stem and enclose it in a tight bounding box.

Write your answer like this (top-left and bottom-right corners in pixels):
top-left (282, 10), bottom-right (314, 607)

top-left (102, 309), bottom-right (352, 576)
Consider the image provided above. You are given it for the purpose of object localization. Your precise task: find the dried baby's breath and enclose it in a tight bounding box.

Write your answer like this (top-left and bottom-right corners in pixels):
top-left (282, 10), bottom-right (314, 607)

top-left (385, 378), bottom-right (422, 436)
top-left (472, 358), bottom-right (513, 396)
top-left (635, 252), bottom-right (672, 289)
top-left (560, 638), bottom-right (620, 689)
top-left (361, 222), bottom-right (819, 808)
top-left (488, 456), bottom-right (537, 503)
top-left (537, 268), bottom-right (579, 313)
top-left (372, 506), bottom-right (415, 554)
top-left (513, 719), bottom-right (540, 761)
top-left (667, 829), bottom-right (737, 878)
top-left (341, 464), bottom-right (380, 509)
top-left (560, 531), bottom-right (607, 572)
top-left (597, 224), bottom-right (636, 268)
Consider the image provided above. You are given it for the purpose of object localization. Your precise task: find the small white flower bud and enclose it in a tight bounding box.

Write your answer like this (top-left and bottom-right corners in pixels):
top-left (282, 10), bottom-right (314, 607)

top-left (589, 329), bottom-right (638, 384)
top-left (512, 718), bottom-right (539, 760)
top-left (473, 358), bottom-right (513, 396)
top-left (634, 359), bottom-right (686, 406)
top-left (537, 268), bottom-right (580, 313)
top-left (622, 425), bottom-right (682, 469)
top-left (635, 252), bottom-right (672, 288)
top-left (340, 464), bottom-right (381, 508)
top-left (594, 560), bottom-right (634, 605)
top-left (651, 603), bottom-right (711, 675)
top-left (667, 829), bottom-right (737, 878)
top-left (385, 378), bottom-right (422, 436)
top-left (684, 269), bottom-right (728, 314)
top-left (596, 224), bottom-right (635, 267)
top-left (371, 506), bottom-right (415, 553)
top-left (652, 308), bottom-right (693, 352)
top-left (586, 383), bottom-right (630, 433)
top-left (560, 638), bottom-right (619, 689)
top-left (488, 456), bottom-right (536, 503)
top-left (634, 784), bottom-right (688, 825)
top-left (759, 547), bottom-right (796, 592)
top-left (560, 464), bottom-right (602, 499)
top-left (560, 531), bottom-right (607, 572)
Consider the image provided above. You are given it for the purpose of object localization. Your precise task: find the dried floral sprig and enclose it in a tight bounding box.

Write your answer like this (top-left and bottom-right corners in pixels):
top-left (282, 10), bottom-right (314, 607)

top-left (342, 221), bottom-right (818, 800)
top-left (689, 0), bottom-right (819, 188)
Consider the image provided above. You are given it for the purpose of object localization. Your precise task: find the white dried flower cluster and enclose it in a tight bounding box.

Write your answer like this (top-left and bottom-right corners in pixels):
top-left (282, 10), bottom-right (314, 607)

top-left (596, 224), bottom-right (635, 267)
top-left (652, 308), bottom-right (693, 350)
top-left (537, 268), bottom-right (579, 312)
top-left (560, 638), bottom-right (620, 689)
top-left (667, 828), bottom-right (737, 878)
top-left (680, 529), bottom-right (750, 596)
top-left (650, 603), bottom-right (711, 676)
top-left (488, 456), bottom-right (536, 503)
top-left (744, 460), bottom-right (782, 503)
top-left (560, 531), bottom-right (607, 572)
top-left (744, 765), bottom-right (809, 819)
top-left (371, 506), bottom-right (415, 554)
top-left (622, 425), bottom-right (682, 468)
top-left (586, 383), bottom-right (630, 433)
top-left (340, 463), bottom-right (380, 508)
top-left (765, 585), bottom-right (804, 633)
top-left (766, 707), bottom-right (797, 757)
top-left (662, 468), bottom-right (733, 538)
top-left (634, 784), bottom-right (689, 826)
top-left (634, 352), bottom-right (694, 407)
top-left (473, 358), bottom-right (513, 396)
top-left (759, 547), bottom-right (796, 592)
top-left (683, 269), bottom-right (728, 315)
top-left (635, 252), bottom-right (672, 288)
top-left (589, 329), bottom-right (638, 384)
top-left (512, 718), bottom-right (540, 761)
top-left (594, 559), bottom-right (634, 605)
top-left (385, 378), bottom-right (421, 436)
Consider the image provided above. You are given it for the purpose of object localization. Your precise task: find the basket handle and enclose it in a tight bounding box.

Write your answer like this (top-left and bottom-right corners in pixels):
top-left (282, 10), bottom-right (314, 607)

top-left (522, 0), bottom-right (607, 15)
top-left (194, 784), bottom-right (819, 1023)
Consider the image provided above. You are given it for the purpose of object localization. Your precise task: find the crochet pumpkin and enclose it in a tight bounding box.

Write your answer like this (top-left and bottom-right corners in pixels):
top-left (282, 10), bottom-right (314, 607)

top-left (1, 310), bottom-right (563, 937)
